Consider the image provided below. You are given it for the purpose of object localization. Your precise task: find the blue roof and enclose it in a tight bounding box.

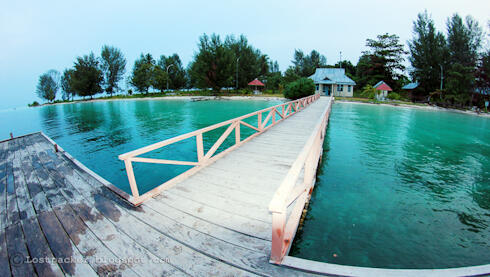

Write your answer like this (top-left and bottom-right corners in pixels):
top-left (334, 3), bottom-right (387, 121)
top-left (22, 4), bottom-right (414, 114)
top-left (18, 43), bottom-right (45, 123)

top-left (309, 68), bottom-right (356, 85)
top-left (475, 88), bottom-right (489, 95)
top-left (402, 82), bottom-right (419, 90)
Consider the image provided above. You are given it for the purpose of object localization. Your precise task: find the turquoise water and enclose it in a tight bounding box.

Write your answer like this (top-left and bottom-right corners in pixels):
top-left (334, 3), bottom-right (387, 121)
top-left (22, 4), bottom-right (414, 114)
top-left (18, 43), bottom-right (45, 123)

top-left (0, 99), bottom-right (282, 194)
top-left (290, 102), bottom-right (490, 269)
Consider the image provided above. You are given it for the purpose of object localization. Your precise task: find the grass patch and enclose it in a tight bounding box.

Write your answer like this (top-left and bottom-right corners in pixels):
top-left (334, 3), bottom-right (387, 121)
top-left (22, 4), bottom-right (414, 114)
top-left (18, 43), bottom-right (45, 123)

top-left (335, 97), bottom-right (428, 107)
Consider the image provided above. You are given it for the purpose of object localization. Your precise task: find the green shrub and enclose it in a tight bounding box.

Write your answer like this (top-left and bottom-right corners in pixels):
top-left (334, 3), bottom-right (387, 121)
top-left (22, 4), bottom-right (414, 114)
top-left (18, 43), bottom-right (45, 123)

top-left (360, 85), bottom-right (376, 99)
top-left (387, 92), bottom-right (401, 100)
top-left (128, 89), bottom-right (133, 95)
top-left (283, 78), bottom-right (315, 100)
top-left (28, 101), bottom-right (40, 107)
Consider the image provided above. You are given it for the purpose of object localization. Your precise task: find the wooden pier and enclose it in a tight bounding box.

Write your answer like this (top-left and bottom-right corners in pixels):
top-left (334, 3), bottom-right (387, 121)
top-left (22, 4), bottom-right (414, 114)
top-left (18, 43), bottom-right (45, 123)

top-left (1, 96), bottom-right (332, 276)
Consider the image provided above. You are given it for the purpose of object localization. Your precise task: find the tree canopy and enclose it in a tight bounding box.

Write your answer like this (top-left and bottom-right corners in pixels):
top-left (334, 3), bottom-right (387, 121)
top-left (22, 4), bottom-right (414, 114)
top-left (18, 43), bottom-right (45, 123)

top-left (226, 35), bottom-right (269, 88)
top-left (71, 53), bottom-right (104, 98)
top-left (61, 68), bottom-right (75, 101)
top-left (157, 54), bottom-right (187, 90)
top-left (291, 49), bottom-right (327, 77)
top-left (188, 34), bottom-right (235, 92)
top-left (358, 33), bottom-right (408, 91)
top-left (101, 45), bottom-right (126, 96)
top-left (408, 11), bottom-right (447, 95)
top-left (130, 53), bottom-right (155, 93)
top-left (36, 70), bottom-right (59, 102)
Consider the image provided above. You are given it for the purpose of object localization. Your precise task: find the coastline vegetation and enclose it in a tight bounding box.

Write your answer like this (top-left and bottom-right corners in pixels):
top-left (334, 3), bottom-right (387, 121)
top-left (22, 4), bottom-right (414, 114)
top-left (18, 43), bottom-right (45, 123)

top-left (33, 11), bottom-right (488, 111)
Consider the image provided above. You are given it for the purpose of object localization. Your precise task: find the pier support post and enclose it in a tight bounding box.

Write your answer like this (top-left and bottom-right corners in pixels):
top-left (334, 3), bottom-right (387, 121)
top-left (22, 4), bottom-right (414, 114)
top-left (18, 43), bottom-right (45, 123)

top-left (270, 211), bottom-right (286, 264)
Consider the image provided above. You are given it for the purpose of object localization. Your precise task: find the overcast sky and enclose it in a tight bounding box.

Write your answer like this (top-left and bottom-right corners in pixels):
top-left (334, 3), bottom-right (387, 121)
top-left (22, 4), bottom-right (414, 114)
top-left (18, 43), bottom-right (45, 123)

top-left (1, 0), bottom-right (488, 109)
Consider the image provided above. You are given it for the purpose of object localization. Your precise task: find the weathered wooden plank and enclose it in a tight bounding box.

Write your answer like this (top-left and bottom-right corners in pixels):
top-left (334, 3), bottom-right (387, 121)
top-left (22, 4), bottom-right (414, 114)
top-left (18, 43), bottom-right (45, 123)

top-left (52, 206), bottom-right (139, 277)
top-left (11, 137), bottom-right (37, 221)
top-left (5, 140), bottom-right (20, 227)
top-left (5, 222), bottom-right (37, 277)
top-left (19, 150), bottom-right (52, 214)
top-left (21, 217), bottom-right (65, 277)
top-left (166, 185), bottom-right (271, 223)
top-left (143, 198), bottom-right (314, 276)
top-left (91, 191), bottom-right (252, 276)
top-left (187, 175), bottom-right (278, 198)
top-left (37, 211), bottom-right (98, 276)
top-left (168, 175), bottom-right (272, 207)
top-left (0, 230), bottom-right (12, 277)
top-left (0, 142), bottom-right (9, 231)
top-left (192, 168), bottom-right (284, 193)
top-left (158, 192), bottom-right (271, 240)
top-left (23, 135), bottom-right (181, 277)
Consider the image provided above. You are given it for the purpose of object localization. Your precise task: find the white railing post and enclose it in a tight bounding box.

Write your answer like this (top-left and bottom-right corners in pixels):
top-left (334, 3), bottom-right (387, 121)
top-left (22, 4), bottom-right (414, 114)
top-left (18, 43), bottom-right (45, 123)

top-left (124, 159), bottom-right (140, 198)
top-left (270, 210), bottom-right (286, 264)
top-left (196, 133), bottom-right (204, 163)
top-left (235, 122), bottom-right (240, 144)
top-left (258, 112), bottom-right (262, 131)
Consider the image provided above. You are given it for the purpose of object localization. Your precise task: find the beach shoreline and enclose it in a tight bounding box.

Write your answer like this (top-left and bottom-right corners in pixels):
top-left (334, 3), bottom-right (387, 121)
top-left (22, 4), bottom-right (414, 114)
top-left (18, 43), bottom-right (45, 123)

top-left (336, 99), bottom-right (490, 118)
top-left (33, 94), bottom-right (287, 107)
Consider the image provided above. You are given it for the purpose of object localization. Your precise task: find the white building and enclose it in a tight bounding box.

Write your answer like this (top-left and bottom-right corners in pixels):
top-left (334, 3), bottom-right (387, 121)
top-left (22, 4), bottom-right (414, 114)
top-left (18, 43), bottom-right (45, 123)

top-left (309, 68), bottom-right (356, 97)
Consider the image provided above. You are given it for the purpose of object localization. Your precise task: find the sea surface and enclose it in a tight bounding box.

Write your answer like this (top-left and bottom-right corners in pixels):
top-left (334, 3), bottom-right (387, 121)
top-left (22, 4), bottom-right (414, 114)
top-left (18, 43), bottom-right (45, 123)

top-left (290, 102), bottom-right (490, 269)
top-left (0, 98), bottom-right (282, 194)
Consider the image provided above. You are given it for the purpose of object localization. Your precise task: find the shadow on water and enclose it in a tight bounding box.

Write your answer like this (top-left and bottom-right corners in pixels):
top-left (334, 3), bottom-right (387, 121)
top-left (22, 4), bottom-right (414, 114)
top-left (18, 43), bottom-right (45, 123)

top-left (104, 101), bottom-right (131, 147)
top-left (63, 103), bottom-right (106, 135)
top-left (39, 105), bottom-right (63, 139)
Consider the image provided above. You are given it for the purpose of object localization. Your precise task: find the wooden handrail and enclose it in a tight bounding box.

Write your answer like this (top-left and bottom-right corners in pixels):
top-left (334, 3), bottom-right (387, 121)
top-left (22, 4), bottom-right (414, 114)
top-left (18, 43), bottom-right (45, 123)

top-left (119, 94), bottom-right (321, 206)
top-left (268, 96), bottom-right (333, 264)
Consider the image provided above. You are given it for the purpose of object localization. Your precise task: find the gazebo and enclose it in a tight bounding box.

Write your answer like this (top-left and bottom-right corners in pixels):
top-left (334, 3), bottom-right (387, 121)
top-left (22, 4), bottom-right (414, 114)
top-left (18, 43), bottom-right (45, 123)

top-left (374, 81), bottom-right (393, 100)
top-left (248, 78), bottom-right (265, 95)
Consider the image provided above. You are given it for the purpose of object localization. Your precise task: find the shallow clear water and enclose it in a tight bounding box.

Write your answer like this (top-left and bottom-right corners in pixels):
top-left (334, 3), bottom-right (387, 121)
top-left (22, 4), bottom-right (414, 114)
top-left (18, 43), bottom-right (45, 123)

top-left (290, 102), bottom-right (490, 269)
top-left (0, 99), bottom-right (282, 194)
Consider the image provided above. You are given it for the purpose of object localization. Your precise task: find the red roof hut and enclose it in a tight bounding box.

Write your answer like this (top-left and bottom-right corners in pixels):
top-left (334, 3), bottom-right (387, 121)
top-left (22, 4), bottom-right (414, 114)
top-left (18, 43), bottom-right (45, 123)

top-left (373, 81), bottom-right (392, 100)
top-left (248, 78), bottom-right (265, 94)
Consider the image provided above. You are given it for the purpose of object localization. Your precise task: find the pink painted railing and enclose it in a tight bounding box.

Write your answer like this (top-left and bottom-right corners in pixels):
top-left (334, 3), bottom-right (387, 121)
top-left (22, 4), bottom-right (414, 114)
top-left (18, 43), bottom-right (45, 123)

top-left (119, 94), bottom-right (320, 206)
top-left (268, 96), bottom-right (333, 264)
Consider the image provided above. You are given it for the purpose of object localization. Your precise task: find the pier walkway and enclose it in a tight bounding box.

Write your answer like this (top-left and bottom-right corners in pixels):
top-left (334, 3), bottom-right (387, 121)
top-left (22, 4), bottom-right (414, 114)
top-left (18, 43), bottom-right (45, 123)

top-left (1, 96), bottom-right (332, 276)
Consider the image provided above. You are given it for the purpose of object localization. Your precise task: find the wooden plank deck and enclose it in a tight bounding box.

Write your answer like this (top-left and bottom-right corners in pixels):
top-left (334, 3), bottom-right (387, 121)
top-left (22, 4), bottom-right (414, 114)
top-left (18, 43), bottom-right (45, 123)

top-left (0, 97), bottom-right (331, 276)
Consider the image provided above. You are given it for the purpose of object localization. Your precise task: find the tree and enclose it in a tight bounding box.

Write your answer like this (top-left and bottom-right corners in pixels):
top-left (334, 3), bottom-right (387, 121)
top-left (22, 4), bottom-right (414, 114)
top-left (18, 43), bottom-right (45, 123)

top-left (130, 53), bottom-right (155, 93)
top-left (445, 14), bottom-right (483, 105)
top-left (355, 53), bottom-right (385, 89)
top-left (408, 11), bottom-right (448, 98)
top-left (151, 65), bottom-right (168, 92)
top-left (445, 63), bottom-right (474, 106)
top-left (36, 70), bottom-right (59, 102)
top-left (476, 50), bottom-right (490, 95)
top-left (283, 77), bottom-right (315, 100)
top-left (71, 53), bottom-right (103, 98)
top-left (365, 33), bottom-right (408, 90)
top-left (447, 14), bottom-right (483, 67)
top-left (335, 60), bottom-right (356, 78)
top-left (291, 49), bottom-right (326, 77)
top-left (157, 54), bottom-right (187, 90)
top-left (61, 68), bottom-right (75, 101)
top-left (355, 33), bottom-right (407, 91)
top-left (189, 33), bottom-right (235, 92)
top-left (283, 67), bottom-right (301, 84)
top-left (265, 71), bottom-right (282, 91)
top-left (101, 45), bottom-right (126, 96)
top-left (225, 35), bottom-right (270, 89)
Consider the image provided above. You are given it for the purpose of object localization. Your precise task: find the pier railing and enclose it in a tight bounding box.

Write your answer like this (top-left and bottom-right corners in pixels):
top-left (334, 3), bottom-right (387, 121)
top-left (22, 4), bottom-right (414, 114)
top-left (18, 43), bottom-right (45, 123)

top-left (268, 96), bottom-right (332, 264)
top-left (119, 94), bottom-right (320, 206)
